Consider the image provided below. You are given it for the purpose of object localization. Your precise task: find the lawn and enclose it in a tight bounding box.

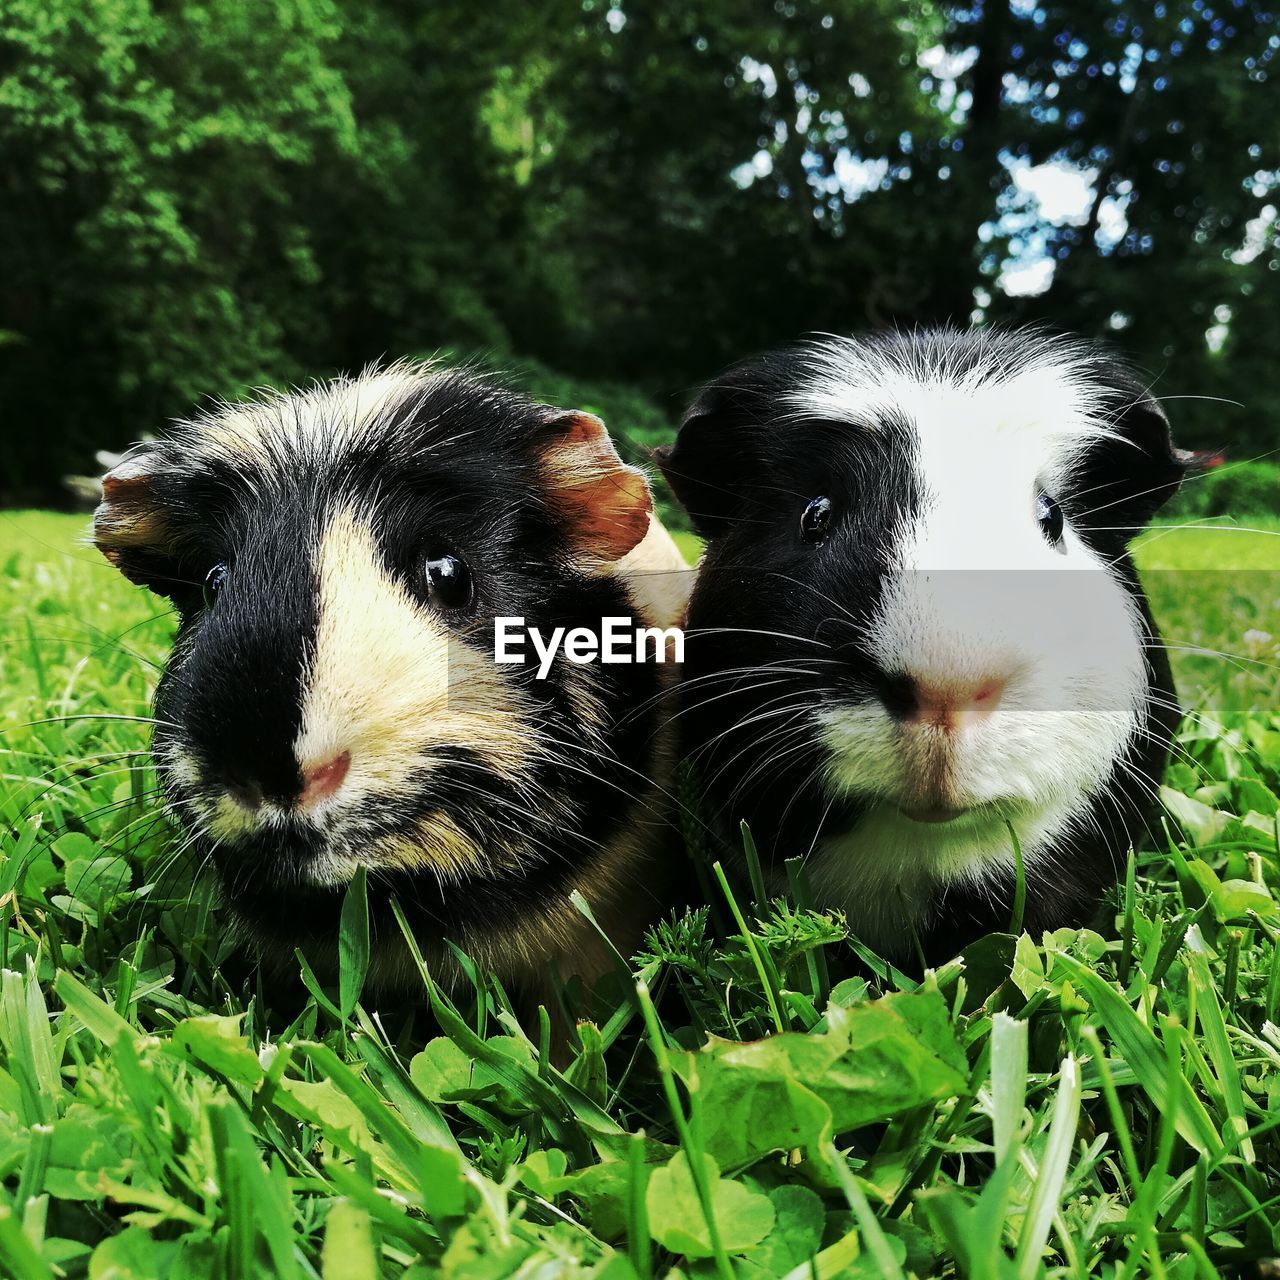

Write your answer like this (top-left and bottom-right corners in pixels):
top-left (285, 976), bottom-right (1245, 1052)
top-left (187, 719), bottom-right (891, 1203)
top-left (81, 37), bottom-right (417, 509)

top-left (1, 508), bottom-right (1278, 1278)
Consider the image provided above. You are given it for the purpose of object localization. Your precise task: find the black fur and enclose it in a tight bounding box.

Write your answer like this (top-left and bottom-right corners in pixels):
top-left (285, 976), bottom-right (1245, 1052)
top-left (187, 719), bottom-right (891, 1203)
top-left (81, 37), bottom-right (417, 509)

top-left (660, 328), bottom-right (1184, 964)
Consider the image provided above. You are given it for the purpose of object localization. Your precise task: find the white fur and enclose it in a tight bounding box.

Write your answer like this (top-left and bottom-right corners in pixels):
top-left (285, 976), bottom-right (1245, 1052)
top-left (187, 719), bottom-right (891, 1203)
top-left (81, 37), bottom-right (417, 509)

top-left (790, 335), bottom-right (1147, 941)
top-left (185, 358), bottom-right (495, 472)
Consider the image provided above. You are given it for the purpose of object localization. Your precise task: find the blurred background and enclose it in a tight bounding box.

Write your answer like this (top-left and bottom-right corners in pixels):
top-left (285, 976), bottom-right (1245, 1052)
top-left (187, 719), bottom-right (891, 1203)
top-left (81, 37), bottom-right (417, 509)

top-left (1, 0), bottom-right (1277, 514)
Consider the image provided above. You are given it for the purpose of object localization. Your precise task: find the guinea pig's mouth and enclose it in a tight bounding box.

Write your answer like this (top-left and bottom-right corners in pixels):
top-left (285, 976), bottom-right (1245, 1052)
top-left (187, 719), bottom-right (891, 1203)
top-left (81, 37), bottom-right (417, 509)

top-left (898, 803), bottom-right (970, 824)
top-left (185, 791), bottom-right (416, 887)
top-left (209, 825), bottom-right (334, 883)
top-left (894, 797), bottom-right (1024, 826)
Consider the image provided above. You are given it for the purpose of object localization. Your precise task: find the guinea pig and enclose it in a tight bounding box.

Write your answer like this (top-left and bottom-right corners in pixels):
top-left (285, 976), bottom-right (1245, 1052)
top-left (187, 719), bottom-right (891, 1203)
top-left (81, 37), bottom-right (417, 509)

top-left (93, 361), bottom-right (691, 1004)
top-left (657, 327), bottom-right (1185, 963)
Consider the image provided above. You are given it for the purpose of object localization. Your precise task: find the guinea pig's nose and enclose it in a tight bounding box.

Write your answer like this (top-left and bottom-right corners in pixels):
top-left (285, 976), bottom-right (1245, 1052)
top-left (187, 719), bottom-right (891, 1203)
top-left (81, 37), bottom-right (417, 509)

top-left (878, 673), bottom-right (1006, 730)
top-left (298, 751), bottom-right (351, 809)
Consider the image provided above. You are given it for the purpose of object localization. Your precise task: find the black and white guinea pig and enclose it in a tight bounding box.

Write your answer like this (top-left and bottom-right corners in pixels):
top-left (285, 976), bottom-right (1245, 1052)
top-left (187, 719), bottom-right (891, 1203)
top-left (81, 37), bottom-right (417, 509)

top-left (658, 327), bottom-right (1184, 963)
top-left (94, 362), bottom-right (690, 998)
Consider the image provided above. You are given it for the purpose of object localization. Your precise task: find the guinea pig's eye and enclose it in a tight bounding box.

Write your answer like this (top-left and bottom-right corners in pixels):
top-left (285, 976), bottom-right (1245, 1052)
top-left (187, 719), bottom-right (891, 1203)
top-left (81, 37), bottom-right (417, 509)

top-left (1035, 490), bottom-right (1066, 552)
top-left (424, 551), bottom-right (474, 610)
top-left (800, 496), bottom-right (833, 544)
top-left (203, 563), bottom-right (228, 608)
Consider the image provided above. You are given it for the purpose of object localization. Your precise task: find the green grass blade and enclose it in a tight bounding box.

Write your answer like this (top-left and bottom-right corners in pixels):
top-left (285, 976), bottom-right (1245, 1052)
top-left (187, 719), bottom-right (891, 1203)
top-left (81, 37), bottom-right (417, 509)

top-left (349, 1023), bottom-right (463, 1155)
top-left (989, 1012), bottom-right (1028, 1167)
top-left (825, 1145), bottom-right (907, 1280)
top-left (389, 898), bottom-right (620, 1146)
top-left (53, 969), bottom-right (138, 1047)
top-left (338, 865), bottom-right (370, 1020)
top-left (635, 979), bottom-right (735, 1280)
top-left (1015, 1055), bottom-right (1081, 1279)
top-left (1054, 954), bottom-right (1222, 1156)
top-left (0, 1187), bottom-right (54, 1280)
top-left (627, 1129), bottom-right (652, 1279)
top-left (739, 820), bottom-right (769, 910)
top-left (712, 860), bottom-right (785, 1034)
top-left (1184, 927), bottom-right (1255, 1162)
top-left (1006, 821), bottom-right (1027, 936)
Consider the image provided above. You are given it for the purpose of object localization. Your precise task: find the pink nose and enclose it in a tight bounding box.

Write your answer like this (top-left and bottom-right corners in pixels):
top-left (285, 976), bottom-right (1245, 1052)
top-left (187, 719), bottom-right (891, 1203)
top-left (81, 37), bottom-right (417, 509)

top-left (906, 676), bottom-right (1006, 730)
top-left (298, 751), bottom-right (350, 807)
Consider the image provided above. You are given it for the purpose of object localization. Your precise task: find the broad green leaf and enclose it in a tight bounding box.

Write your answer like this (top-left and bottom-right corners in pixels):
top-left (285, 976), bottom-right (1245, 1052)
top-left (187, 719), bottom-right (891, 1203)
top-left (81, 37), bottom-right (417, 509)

top-left (409, 1034), bottom-right (537, 1105)
top-left (668, 990), bottom-right (966, 1166)
top-left (1010, 935), bottom-right (1045, 1000)
top-left (43, 1108), bottom-right (134, 1201)
top-left (50, 833), bottom-right (97, 864)
top-left (517, 1147), bottom-right (569, 1197)
top-left (552, 1160), bottom-right (633, 1240)
top-left (645, 1152), bottom-right (774, 1258)
top-left (956, 933), bottom-right (1017, 1011)
top-left (744, 1184), bottom-right (825, 1274)
top-left (88, 1226), bottom-right (168, 1279)
top-left (170, 1015), bottom-right (264, 1085)
top-left (1211, 878), bottom-right (1277, 921)
top-left (276, 1076), bottom-right (380, 1157)
top-left (323, 1200), bottom-right (378, 1280)
top-left (62, 855), bottom-right (131, 905)
top-left (1236, 778), bottom-right (1279, 816)
top-left (1161, 788), bottom-right (1231, 846)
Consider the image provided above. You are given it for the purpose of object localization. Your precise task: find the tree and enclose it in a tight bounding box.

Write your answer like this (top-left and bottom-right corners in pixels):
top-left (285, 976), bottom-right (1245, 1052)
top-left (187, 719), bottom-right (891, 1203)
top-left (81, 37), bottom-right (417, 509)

top-left (2, 0), bottom-right (1275, 498)
top-left (952, 0), bottom-right (1279, 453)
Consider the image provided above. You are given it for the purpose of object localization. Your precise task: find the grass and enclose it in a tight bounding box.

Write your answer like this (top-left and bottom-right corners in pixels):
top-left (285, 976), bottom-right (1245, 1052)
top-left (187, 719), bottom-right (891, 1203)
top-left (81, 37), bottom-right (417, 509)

top-left (1, 507), bottom-right (1278, 1278)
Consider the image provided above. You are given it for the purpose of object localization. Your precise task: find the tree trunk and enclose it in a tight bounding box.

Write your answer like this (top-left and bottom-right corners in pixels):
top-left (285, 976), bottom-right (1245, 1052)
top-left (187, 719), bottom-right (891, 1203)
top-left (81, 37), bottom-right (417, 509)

top-left (921, 0), bottom-right (1015, 325)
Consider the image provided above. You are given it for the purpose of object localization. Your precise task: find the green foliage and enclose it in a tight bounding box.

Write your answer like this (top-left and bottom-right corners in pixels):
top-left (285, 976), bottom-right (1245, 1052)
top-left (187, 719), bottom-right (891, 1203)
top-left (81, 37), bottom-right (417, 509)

top-left (0, 0), bottom-right (528, 498)
top-left (2, 510), bottom-right (1280, 1275)
top-left (1168, 460), bottom-right (1280, 521)
top-left (4, 1), bottom-right (1278, 498)
top-left (1, 0), bottom-right (352, 493)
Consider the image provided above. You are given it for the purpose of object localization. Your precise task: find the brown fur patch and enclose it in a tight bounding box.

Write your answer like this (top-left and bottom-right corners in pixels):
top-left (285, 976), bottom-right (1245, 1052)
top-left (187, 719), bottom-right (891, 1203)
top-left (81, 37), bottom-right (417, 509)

top-left (537, 411), bottom-right (653, 563)
top-left (92, 459), bottom-right (173, 583)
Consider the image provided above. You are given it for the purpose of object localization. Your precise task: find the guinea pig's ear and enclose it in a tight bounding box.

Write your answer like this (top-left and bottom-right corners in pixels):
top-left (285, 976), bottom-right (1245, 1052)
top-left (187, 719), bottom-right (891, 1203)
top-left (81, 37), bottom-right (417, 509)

top-left (534, 409), bottom-right (654, 563)
top-left (93, 446), bottom-right (185, 592)
top-left (1077, 365), bottom-right (1190, 530)
top-left (655, 379), bottom-right (760, 539)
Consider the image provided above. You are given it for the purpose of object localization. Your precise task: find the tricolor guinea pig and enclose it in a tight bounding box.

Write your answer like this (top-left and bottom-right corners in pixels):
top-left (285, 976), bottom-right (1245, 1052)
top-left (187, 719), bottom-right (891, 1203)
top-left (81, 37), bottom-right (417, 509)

top-left (93, 362), bottom-right (690, 1001)
top-left (658, 328), bottom-right (1184, 962)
